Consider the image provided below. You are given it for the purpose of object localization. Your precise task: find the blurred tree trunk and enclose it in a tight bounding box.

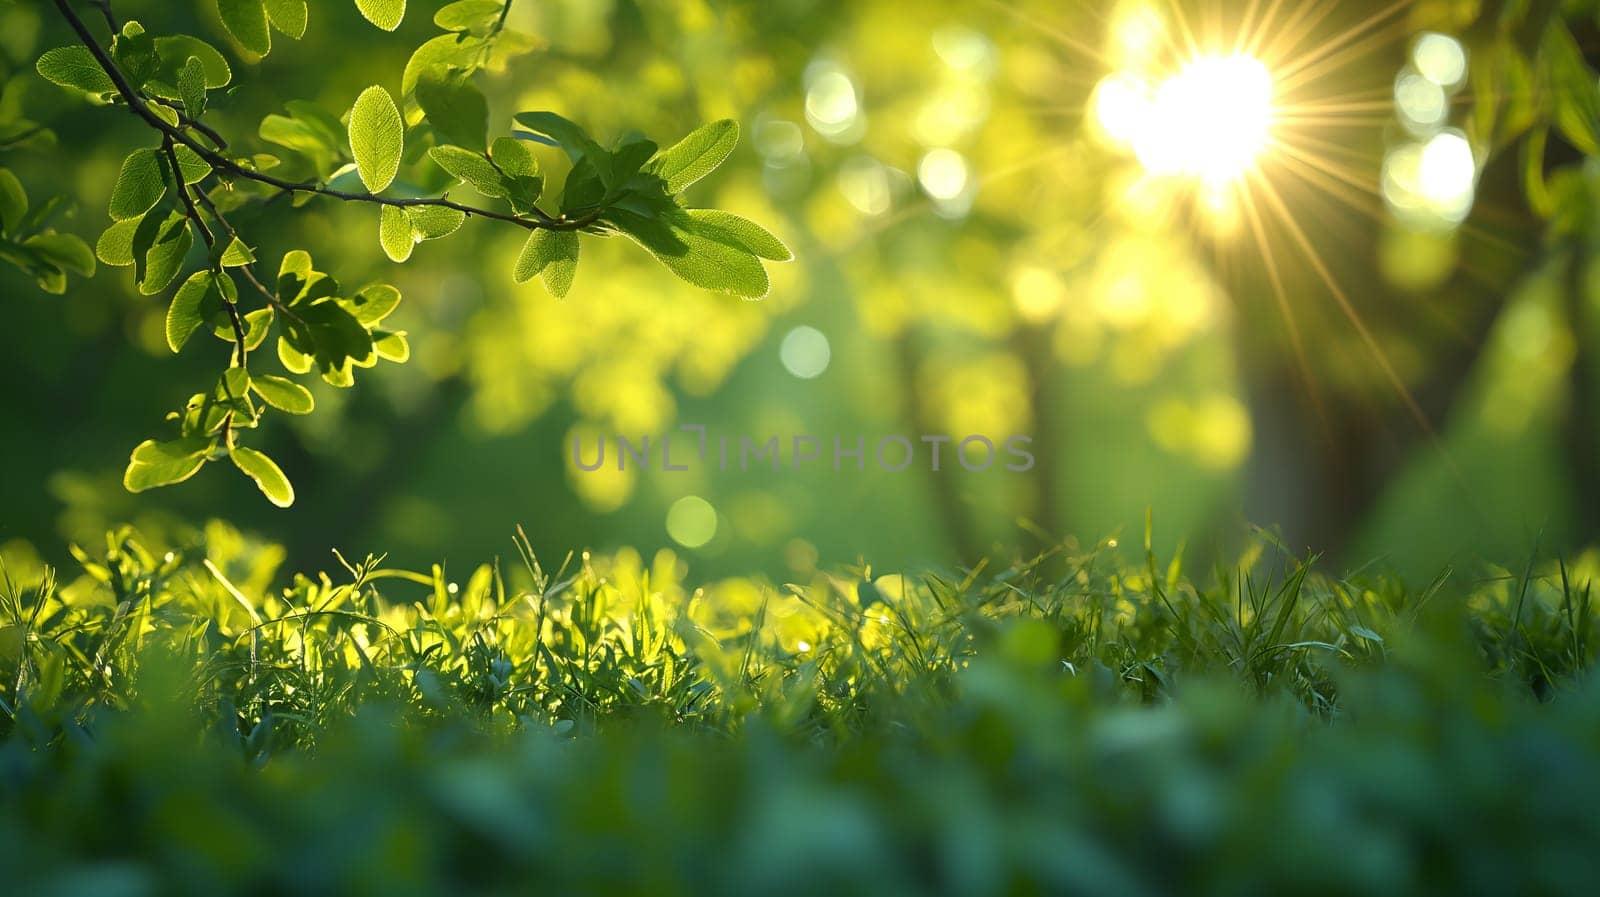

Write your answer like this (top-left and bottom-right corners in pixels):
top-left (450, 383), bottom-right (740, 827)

top-left (1219, 118), bottom-right (1540, 555)
top-left (1190, 0), bottom-right (1600, 555)
top-left (1016, 322), bottom-right (1065, 540)
top-left (894, 329), bottom-right (987, 567)
top-left (1564, 247), bottom-right (1600, 543)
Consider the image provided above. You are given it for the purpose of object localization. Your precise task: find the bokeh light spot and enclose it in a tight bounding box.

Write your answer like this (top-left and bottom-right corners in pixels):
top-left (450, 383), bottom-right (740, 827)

top-left (805, 67), bottom-right (861, 139)
top-left (666, 496), bottom-right (718, 549)
top-left (1395, 71), bottom-right (1447, 132)
top-left (1413, 33), bottom-right (1467, 88)
top-left (917, 148), bottom-right (970, 201)
top-left (780, 326), bottom-right (832, 379)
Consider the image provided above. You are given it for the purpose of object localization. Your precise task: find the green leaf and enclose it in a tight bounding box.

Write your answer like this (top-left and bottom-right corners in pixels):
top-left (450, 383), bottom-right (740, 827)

top-left (230, 445), bottom-right (294, 507)
top-left (296, 299), bottom-right (376, 386)
top-left (13, 253), bottom-right (66, 294)
top-left (260, 109), bottom-right (342, 174)
top-left (644, 120), bottom-right (739, 194)
top-left (349, 85), bottom-right (404, 193)
top-left (264, 0), bottom-right (309, 39)
top-left (178, 56), bottom-right (208, 117)
top-left (217, 0), bottom-right (271, 57)
top-left (684, 209), bottom-right (791, 261)
top-left (347, 283), bottom-right (402, 324)
top-left (96, 218), bottom-right (140, 266)
top-left (373, 330), bottom-right (411, 362)
top-left (131, 208), bottom-right (171, 279)
top-left (513, 112), bottom-right (609, 179)
top-left (219, 236), bottom-right (257, 266)
top-left (429, 146), bottom-right (505, 198)
top-left (560, 156), bottom-right (607, 214)
top-left (109, 149), bottom-right (167, 221)
top-left (112, 21), bottom-right (160, 87)
top-left (166, 270), bottom-right (220, 352)
top-left (279, 248), bottom-right (314, 280)
top-left (356, 0), bottom-right (407, 31)
top-left (490, 137), bottom-right (542, 212)
top-left (416, 65), bottom-right (488, 152)
top-left (379, 205), bottom-right (414, 262)
top-left (610, 207), bottom-right (769, 298)
top-left (139, 216), bottom-right (193, 295)
top-left (1546, 24), bottom-right (1600, 157)
top-left (514, 228), bottom-right (579, 297)
top-left (276, 249), bottom-right (336, 304)
top-left (436, 0), bottom-right (504, 31)
top-left (217, 306), bottom-right (274, 350)
top-left (24, 234), bottom-right (96, 277)
top-left (154, 36), bottom-right (232, 88)
top-left (609, 134), bottom-right (658, 186)
top-left (489, 136), bottom-right (536, 178)
top-left (147, 102), bottom-right (182, 128)
top-left (172, 145), bottom-right (212, 185)
top-left (36, 46), bottom-right (116, 94)
top-left (251, 374), bottom-right (315, 414)
top-left (402, 34), bottom-right (485, 97)
top-left (278, 336), bottom-right (313, 374)
top-left (407, 205), bottom-right (467, 240)
top-left (217, 367), bottom-right (256, 420)
top-left (125, 437), bottom-right (213, 492)
top-left (0, 169), bottom-right (27, 234)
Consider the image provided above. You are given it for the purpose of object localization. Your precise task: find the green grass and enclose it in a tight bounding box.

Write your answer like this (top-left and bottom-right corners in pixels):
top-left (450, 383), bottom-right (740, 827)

top-left (3, 521), bottom-right (1600, 895)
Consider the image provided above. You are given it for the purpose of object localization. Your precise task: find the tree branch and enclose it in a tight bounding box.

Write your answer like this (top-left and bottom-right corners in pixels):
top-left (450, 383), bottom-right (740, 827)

top-left (89, 0), bottom-right (116, 32)
top-left (164, 135), bottom-right (248, 368)
top-left (193, 188), bottom-right (306, 327)
top-left (50, 0), bottom-right (598, 232)
top-left (494, 0), bottom-right (516, 36)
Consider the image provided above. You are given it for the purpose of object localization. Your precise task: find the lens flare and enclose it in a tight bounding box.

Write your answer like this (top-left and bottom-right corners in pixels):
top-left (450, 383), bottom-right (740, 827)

top-left (1142, 55), bottom-right (1273, 183)
top-left (1096, 54), bottom-right (1274, 186)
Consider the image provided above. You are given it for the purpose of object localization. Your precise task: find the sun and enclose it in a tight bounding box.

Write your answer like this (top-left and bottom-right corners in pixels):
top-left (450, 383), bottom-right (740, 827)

top-left (1095, 53), bottom-right (1275, 187)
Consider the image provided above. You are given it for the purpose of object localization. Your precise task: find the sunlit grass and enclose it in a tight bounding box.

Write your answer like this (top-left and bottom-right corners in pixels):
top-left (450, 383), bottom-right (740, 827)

top-left (3, 523), bottom-right (1600, 892)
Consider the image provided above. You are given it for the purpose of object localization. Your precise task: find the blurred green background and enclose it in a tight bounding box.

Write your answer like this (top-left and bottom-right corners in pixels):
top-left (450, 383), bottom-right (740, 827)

top-left (0, 0), bottom-right (1589, 580)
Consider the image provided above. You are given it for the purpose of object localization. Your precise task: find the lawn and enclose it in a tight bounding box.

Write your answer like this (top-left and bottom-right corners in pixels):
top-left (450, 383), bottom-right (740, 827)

top-left (3, 523), bottom-right (1598, 895)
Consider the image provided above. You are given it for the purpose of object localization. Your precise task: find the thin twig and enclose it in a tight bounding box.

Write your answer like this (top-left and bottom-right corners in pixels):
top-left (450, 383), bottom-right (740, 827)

top-left (50, 0), bottom-right (598, 232)
top-left (163, 135), bottom-right (247, 367)
top-left (494, 0), bottom-right (516, 35)
top-left (193, 189), bottom-right (299, 322)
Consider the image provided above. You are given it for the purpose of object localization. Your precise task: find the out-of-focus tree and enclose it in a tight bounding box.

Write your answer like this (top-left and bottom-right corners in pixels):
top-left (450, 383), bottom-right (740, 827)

top-left (7, 0), bottom-right (1600, 576)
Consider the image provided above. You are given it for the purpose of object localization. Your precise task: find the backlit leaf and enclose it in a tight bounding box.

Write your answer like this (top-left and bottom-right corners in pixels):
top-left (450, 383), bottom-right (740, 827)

top-left (217, 0), bottom-right (271, 57)
top-left (643, 119), bottom-right (739, 194)
top-left (349, 85), bottom-right (404, 193)
top-left (230, 445), bottom-right (295, 507)
top-left (124, 437), bottom-right (212, 492)
top-left (356, 0), bottom-right (407, 31)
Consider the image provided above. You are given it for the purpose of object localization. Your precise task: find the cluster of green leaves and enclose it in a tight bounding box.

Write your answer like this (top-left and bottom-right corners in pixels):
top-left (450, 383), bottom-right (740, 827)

top-left (25, 0), bottom-right (788, 507)
top-left (37, 12), bottom-right (409, 507)
top-left (1467, 1), bottom-right (1600, 232)
top-left (2, 526), bottom-right (1600, 893)
top-left (125, 250), bottom-right (408, 507)
top-left (0, 167), bottom-right (94, 294)
top-left (213, 0), bottom-right (406, 55)
top-left (0, 66), bottom-right (93, 294)
top-left (506, 113), bottom-right (794, 299)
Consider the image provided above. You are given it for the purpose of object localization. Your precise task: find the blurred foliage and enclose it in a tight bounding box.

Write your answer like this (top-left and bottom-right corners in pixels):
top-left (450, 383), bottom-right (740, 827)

top-left (2, 521), bottom-right (1600, 893)
top-left (5, 0), bottom-right (1600, 578)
